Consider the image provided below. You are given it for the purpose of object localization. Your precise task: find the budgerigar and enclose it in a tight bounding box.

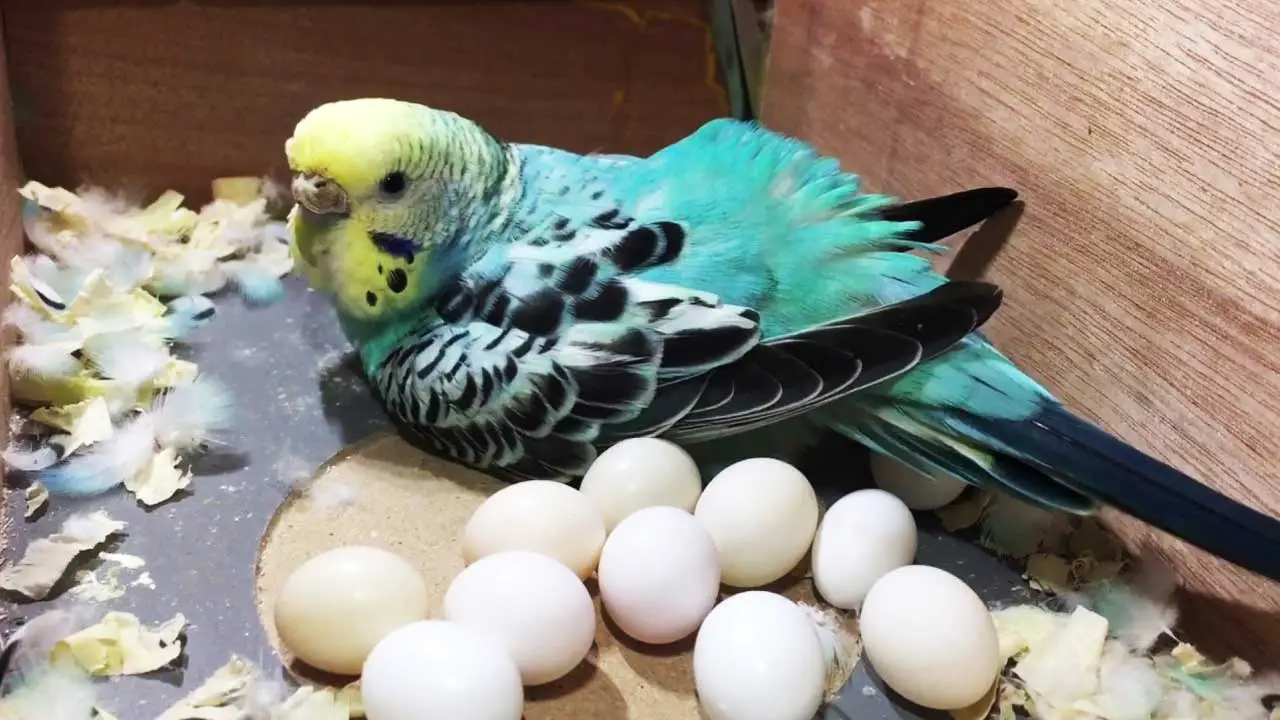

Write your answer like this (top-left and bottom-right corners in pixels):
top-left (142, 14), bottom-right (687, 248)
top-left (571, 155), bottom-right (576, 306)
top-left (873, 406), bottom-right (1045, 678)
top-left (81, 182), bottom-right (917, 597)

top-left (284, 98), bottom-right (1280, 582)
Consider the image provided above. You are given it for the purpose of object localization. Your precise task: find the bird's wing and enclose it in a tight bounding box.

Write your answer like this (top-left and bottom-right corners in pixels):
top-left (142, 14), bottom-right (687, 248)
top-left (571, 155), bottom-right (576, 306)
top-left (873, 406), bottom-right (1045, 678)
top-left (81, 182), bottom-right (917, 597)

top-left (374, 209), bottom-right (1003, 481)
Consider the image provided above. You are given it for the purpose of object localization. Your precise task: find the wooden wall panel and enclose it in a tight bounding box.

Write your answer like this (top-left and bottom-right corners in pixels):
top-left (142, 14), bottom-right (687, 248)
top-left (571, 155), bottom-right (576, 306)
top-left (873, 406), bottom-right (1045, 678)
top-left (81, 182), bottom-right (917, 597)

top-left (763, 0), bottom-right (1280, 663)
top-left (2, 0), bottom-right (725, 204)
top-left (0, 11), bottom-right (25, 555)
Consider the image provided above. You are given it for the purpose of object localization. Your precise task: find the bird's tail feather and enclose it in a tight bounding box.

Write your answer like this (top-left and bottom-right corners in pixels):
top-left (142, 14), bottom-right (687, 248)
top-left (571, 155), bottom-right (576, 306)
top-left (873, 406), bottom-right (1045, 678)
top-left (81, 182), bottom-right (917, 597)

top-left (941, 404), bottom-right (1280, 582)
top-left (877, 186), bottom-right (1019, 246)
top-left (831, 407), bottom-right (1098, 513)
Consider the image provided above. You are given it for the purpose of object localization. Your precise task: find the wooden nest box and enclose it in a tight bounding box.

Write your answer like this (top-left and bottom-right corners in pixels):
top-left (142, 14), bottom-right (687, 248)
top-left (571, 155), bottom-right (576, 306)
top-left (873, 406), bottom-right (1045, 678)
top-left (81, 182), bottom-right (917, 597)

top-left (0, 0), bottom-right (1276, 672)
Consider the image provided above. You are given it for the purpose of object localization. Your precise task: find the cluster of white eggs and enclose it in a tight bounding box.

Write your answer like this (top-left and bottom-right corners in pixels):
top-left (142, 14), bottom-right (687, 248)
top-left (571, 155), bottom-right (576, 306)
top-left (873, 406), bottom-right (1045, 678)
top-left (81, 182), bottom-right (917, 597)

top-left (272, 439), bottom-right (1002, 719)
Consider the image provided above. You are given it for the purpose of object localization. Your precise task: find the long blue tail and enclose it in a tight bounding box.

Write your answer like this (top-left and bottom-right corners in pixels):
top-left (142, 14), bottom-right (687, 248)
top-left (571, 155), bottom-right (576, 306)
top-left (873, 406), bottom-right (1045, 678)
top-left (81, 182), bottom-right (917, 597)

top-left (958, 405), bottom-right (1280, 581)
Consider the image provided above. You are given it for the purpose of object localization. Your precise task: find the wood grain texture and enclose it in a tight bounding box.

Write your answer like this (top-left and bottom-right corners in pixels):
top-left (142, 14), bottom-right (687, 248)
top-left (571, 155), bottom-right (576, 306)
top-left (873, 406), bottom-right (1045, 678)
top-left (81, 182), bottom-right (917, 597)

top-left (0, 11), bottom-right (26, 556)
top-left (3, 0), bottom-right (725, 204)
top-left (763, 0), bottom-right (1280, 663)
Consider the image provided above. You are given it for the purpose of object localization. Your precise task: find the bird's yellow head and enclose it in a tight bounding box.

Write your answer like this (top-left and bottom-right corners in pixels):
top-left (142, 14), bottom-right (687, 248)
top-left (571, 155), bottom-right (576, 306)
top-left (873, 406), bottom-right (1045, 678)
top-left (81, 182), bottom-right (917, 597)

top-left (285, 98), bottom-right (510, 338)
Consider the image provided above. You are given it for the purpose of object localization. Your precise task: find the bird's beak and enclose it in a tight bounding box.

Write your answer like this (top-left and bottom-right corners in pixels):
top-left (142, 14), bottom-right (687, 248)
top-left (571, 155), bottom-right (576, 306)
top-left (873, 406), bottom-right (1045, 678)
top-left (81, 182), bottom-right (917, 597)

top-left (292, 173), bottom-right (349, 217)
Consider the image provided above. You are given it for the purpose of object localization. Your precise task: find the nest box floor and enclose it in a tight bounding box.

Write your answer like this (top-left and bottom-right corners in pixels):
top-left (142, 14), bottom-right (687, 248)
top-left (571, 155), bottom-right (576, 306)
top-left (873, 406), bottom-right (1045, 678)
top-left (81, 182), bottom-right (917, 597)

top-left (6, 275), bottom-right (1031, 720)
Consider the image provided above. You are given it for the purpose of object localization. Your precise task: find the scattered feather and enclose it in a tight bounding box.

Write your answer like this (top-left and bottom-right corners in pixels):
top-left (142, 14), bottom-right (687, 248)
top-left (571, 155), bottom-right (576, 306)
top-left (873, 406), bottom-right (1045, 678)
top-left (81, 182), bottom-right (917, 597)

top-left (1085, 555), bottom-right (1179, 653)
top-left (37, 415), bottom-right (156, 497)
top-left (6, 343), bottom-right (82, 379)
top-left (236, 672), bottom-right (292, 719)
top-left (148, 251), bottom-right (228, 298)
top-left (272, 449), bottom-right (314, 493)
top-left (161, 294), bottom-right (217, 338)
top-left (67, 552), bottom-right (147, 603)
top-left (52, 612), bottom-right (186, 677)
top-left (3, 441), bottom-right (67, 473)
top-left (98, 242), bottom-right (154, 292)
top-left (151, 376), bottom-right (234, 450)
top-left (0, 659), bottom-right (99, 720)
top-left (25, 255), bottom-right (90, 309)
top-left (993, 597), bottom-right (1276, 719)
top-left (221, 259), bottom-right (285, 304)
top-left (1092, 643), bottom-right (1164, 719)
top-left (0, 512), bottom-right (126, 600)
top-left (67, 565), bottom-right (128, 604)
top-left (81, 332), bottom-right (170, 388)
top-left (1, 304), bottom-right (74, 345)
top-left (275, 448), bottom-right (355, 514)
top-left (0, 605), bottom-right (99, 685)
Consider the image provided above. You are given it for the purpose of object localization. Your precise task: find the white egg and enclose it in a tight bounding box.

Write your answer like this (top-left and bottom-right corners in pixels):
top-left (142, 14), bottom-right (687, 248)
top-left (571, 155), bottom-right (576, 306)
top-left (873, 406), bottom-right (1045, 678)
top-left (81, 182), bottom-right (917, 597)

top-left (361, 620), bottom-right (523, 720)
top-left (869, 452), bottom-right (967, 510)
top-left (694, 458), bottom-right (819, 587)
top-left (692, 591), bottom-right (826, 720)
top-left (579, 438), bottom-right (703, 531)
top-left (811, 488), bottom-right (917, 610)
top-left (597, 506), bottom-right (720, 644)
top-left (273, 545), bottom-right (429, 675)
top-left (860, 565), bottom-right (1001, 709)
top-left (443, 550), bottom-right (596, 685)
top-left (462, 480), bottom-right (606, 579)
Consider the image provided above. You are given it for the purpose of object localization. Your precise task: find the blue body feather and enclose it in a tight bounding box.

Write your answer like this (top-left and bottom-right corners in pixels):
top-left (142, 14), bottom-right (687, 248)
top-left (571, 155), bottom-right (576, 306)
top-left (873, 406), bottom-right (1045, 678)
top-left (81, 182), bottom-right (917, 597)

top-left (502, 120), bottom-right (1280, 580)
top-left (225, 262), bottom-right (286, 305)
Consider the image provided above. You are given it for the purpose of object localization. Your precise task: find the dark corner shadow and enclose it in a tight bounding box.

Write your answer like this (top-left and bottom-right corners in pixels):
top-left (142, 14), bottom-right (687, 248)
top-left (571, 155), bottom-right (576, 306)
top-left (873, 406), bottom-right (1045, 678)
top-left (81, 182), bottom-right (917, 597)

top-left (1175, 584), bottom-right (1280, 675)
top-left (945, 200), bottom-right (1025, 281)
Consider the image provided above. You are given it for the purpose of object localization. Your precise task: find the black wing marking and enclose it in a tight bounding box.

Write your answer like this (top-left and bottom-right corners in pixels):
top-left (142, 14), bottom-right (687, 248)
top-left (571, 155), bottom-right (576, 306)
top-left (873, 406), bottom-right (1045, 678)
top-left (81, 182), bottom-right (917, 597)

top-left (434, 211), bottom-right (688, 339)
top-left (648, 281), bottom-right (1004, 444)
top-left (375, 214), bottom-right (763, 482)
top-left (375, 197), bottom-right (1004, 483)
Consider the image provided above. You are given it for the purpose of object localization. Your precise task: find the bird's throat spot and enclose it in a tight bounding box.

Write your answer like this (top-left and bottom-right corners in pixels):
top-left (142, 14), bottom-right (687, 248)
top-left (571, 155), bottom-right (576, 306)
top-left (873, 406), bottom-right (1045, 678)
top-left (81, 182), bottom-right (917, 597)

top-left (387, 268), bottom-right (409, 294)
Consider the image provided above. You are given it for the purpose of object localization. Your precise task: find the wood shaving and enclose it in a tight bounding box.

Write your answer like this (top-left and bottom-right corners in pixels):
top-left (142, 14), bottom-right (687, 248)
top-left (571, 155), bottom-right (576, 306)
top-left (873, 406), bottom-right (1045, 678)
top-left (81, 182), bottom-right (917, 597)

top-left (52, 611), bottom-right (186, 676)
top-left (23, 482), bottom-right (48, 517)
top-left (272, 685), bottom-right (363, 720)
top-left (30, 397), bottom-right (114, 455)
top-left (1014, 606), bottom-right (1110, 705)
top-left (156, 657), bottom-right (363, 720)
top-left (123, 447), bottom-right (191, 506)
top-left (156, 656), bottom-right (260, 720)
top-left (0, 511), bottom-right (126, 599)
top-left (992, 603), bottom-right (1276, 719)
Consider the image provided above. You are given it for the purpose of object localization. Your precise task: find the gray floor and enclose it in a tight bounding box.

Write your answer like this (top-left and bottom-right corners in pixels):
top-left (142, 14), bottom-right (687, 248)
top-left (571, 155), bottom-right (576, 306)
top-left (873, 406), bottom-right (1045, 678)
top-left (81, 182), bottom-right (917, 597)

top-left (3, 275), bottom-right (1031, 719)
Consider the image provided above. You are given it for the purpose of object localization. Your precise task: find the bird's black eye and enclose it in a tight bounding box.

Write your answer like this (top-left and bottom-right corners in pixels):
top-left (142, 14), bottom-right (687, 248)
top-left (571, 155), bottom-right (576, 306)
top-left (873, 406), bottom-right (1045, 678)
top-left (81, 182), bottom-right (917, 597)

top-left (379, 171), bottom-right (407, 197)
